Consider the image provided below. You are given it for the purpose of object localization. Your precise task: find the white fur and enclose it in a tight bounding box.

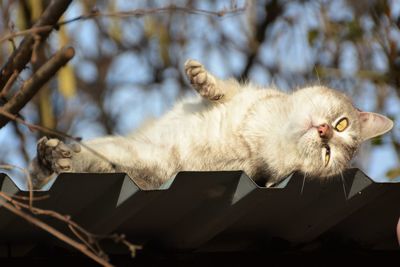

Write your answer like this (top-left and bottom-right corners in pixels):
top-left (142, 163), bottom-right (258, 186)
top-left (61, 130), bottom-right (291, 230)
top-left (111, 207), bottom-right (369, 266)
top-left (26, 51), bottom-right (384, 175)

top-left (30, 60), bottom-right (394, 189)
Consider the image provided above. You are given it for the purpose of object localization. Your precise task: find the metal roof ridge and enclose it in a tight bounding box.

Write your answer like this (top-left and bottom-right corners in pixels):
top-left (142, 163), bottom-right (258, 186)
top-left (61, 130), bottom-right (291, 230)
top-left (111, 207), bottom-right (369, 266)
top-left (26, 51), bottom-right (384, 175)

top-left (1, 168), bottom-right (399, 194)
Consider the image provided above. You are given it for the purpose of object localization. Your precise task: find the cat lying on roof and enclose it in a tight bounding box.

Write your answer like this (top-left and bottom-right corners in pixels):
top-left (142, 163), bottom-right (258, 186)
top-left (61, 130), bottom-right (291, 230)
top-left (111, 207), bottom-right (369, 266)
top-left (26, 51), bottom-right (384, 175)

top-left (30, 60), bottom-right (393, 189)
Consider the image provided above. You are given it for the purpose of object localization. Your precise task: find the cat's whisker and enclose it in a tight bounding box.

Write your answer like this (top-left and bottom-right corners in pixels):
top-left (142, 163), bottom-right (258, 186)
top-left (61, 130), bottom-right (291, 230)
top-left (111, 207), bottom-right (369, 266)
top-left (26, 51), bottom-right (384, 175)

top-left (340, 171), bottom-right (347, 199)
top-left (300, 173), bottom-right (307, 195)
top-left (314, 65), bottom-right (321, 86)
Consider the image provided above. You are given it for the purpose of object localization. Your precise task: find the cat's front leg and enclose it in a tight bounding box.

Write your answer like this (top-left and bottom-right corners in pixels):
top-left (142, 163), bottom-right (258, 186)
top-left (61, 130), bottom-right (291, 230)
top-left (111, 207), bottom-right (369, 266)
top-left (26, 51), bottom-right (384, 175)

top-left (185, 59), bottom-right (239, 102)
top-left (30, 136), bottom-right (168, 190)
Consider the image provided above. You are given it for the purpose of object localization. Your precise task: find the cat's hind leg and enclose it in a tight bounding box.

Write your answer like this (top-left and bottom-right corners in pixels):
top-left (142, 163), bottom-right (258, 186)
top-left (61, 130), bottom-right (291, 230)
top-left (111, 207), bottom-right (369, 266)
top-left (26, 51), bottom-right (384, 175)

top-left (29, 137), bottom-right (82, 188)
top-left (36, 137), bottom-right (81, 173)
top-left (184, 59), bottom-right (239, 102)
top-left (30, 136), bottom-right (177, 190)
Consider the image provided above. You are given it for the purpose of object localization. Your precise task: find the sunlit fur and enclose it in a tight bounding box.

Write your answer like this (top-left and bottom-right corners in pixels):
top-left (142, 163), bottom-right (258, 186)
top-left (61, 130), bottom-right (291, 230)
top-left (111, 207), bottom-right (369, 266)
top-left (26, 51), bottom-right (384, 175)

top-left (283, 86), bottom-right (361, 178)
top-left (30, 66), bottom-right (393, 189)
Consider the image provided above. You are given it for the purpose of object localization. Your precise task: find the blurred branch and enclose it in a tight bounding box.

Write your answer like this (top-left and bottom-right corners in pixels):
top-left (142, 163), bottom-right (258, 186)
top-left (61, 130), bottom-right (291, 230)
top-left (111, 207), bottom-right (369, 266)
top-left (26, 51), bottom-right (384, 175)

top-left (0, 0), bottom-right (73, 90)
top-left (0, 108), bottom-right (79, 141)
top-left (0, 47), bottom-right (75, 128)
top-left (240, 0), bottom-right (283, 79)
top-left (95, 4), bottom-right (246, 17)
top-left (315, 66), bottom-right (390, 83)
top-left (11, 121), bottom-right (30, 164)
top-left (0, 3), bottom-right (246, 45)
top-left (74, 56), bottom-right (116, 135)
top-left (390, 131), bottom-right (400, 163)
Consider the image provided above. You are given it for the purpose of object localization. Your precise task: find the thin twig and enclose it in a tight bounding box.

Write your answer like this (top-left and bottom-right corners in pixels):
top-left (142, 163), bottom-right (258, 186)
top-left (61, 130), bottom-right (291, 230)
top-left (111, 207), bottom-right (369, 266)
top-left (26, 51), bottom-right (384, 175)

top-left (0, 25), bottom-right (54, 44)
top-left (315, 66), bottom-right (389, 82)
top-left (11, 121), bottom-right (30, 163)
top-left (0, 0), bottom-right (73, 90)
top-left (0, 179), bottom-right (141, 260)
top-left (90, 4), bottom-right (246, 18)
top-left (9, 194), bottom-right (50, 201)
top-left (0, 195), bottom-right (113, 267)
top-left (0, 190), bottom-right (96, 240)
top-left (0, 46), bottom-right (75, 128)
top-left (110, 234), bottom-right (143, 257)
top-left (0, 163), bottom-right (33, 209)
top-left (31, 34), bottom-right (42, 64)
top-left (0, 70), bottom-right (19, 98)
top-left (68, 224), bottom-right (108, 260)
top-left (0, 4), bottom-right (246, 45)
top-left (0, 109), bottom-right (117, 169)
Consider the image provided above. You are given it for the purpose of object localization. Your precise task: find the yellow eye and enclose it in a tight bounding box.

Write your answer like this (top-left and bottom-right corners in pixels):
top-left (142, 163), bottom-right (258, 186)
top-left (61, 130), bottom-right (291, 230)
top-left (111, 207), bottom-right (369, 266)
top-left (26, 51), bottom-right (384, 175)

top-left (324, 145), bottom-right (330, 166)
top-left (335, 118), bottom-right (349, 132)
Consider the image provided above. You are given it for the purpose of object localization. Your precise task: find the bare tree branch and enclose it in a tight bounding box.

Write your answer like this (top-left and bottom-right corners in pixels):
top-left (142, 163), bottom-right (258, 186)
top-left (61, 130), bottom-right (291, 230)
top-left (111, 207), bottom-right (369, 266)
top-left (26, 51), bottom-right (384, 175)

top-left (0, 163), bottom-right (142, 265)
top-left (0, 0), bottom-right (73, 91)
top-left (0, 194), bottom-right (113, 267)
top-left (0, 47), bottom-right (75, 128)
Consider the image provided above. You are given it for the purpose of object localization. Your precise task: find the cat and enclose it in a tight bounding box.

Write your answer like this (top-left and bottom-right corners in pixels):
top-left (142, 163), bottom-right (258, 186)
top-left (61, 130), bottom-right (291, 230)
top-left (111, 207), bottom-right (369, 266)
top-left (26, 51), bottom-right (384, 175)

top-left (29, 59), bottom-right (393, 189)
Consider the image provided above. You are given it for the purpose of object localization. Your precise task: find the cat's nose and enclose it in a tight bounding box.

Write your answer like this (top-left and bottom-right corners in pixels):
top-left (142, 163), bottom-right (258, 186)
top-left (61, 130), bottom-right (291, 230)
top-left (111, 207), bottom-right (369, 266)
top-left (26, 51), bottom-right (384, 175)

top-left (317, 123), bottom-right (332, 139)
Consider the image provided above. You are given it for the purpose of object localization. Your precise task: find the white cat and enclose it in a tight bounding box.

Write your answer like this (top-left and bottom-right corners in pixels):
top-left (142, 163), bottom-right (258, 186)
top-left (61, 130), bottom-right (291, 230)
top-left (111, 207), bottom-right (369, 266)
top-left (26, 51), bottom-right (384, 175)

top-left (30, 60), bottom-right (393, 189)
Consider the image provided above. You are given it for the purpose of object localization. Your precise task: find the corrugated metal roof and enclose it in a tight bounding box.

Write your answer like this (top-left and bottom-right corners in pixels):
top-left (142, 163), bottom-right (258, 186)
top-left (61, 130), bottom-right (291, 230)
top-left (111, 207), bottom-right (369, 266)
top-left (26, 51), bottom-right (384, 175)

top-left (0, 168), bottom-right (399, 257)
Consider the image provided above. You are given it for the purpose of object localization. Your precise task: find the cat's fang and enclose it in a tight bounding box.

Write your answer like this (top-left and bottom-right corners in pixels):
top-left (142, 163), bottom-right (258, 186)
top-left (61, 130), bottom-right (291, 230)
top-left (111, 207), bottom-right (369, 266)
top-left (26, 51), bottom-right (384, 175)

top-left (325, 153), bottom-right (330, 166)
top-left (324, 145), bottom-right (331, 166)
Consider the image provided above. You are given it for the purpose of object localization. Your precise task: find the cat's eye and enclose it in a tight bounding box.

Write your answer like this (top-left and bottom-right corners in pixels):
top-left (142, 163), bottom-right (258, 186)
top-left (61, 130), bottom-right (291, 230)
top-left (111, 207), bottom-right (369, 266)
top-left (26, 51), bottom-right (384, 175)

top-left (324, 145), bottom-right (330, 166)
top-left (335, 118), bottom-right (349, 132)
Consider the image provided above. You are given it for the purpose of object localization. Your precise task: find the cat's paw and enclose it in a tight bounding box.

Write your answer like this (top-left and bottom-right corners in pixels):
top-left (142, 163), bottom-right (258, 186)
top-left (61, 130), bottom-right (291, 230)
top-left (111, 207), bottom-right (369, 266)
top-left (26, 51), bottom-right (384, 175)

top-left (184, 59), bottom-right (223, 101)
top-left (36, 136), bottom-right (81, 174)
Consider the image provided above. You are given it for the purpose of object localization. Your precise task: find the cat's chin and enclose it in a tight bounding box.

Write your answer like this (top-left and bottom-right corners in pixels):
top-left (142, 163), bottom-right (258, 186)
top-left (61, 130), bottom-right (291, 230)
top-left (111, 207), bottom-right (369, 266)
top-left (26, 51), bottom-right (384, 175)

top-left (297, 127), bottom-right (322, 150)
top-left (295, 129), bottom-right (337, 176)
top-left (300, 154), bottom-right (349, 178)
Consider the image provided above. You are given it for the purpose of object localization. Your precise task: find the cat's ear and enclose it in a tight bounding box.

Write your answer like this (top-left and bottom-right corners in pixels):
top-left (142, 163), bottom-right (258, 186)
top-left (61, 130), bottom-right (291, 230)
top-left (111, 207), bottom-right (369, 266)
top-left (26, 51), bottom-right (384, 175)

top-left (358, 111), bottom-right (393, 141)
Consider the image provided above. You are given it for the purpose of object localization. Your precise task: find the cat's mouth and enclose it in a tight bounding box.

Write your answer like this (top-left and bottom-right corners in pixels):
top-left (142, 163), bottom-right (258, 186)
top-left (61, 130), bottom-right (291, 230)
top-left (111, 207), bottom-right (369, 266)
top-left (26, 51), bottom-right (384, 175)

top-left (324, 144), bottom-right (331, 167)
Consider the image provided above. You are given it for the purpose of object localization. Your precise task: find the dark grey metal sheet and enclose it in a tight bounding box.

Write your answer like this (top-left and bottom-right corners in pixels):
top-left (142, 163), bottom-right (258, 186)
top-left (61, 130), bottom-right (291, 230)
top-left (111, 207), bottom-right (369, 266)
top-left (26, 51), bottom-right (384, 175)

top-left (0, 169), bottom-right (399, 256)
top-left (0, 172), bottom-right (132, 241)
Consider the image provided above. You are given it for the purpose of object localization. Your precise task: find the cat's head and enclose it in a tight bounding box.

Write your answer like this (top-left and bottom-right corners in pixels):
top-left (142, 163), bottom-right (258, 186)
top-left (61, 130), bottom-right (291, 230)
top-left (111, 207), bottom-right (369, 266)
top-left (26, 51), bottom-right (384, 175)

top-left (290, 86), bottom-right (393, 178)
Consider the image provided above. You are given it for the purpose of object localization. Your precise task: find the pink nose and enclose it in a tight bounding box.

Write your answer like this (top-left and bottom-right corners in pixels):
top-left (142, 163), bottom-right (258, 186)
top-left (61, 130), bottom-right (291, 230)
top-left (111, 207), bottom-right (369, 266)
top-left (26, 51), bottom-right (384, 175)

top-left (317, 123), bottom-right (332, 139)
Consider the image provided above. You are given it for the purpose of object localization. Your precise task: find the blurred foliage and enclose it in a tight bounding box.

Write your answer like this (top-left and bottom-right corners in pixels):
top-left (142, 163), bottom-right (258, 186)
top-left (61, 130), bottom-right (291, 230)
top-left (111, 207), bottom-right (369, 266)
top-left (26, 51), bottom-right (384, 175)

top-left (57, 23), bottom-right (77, 98)
top-left (0, 0), bottom-right (399, 178)
top-left (386, 167), bottom-right (400, 179)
